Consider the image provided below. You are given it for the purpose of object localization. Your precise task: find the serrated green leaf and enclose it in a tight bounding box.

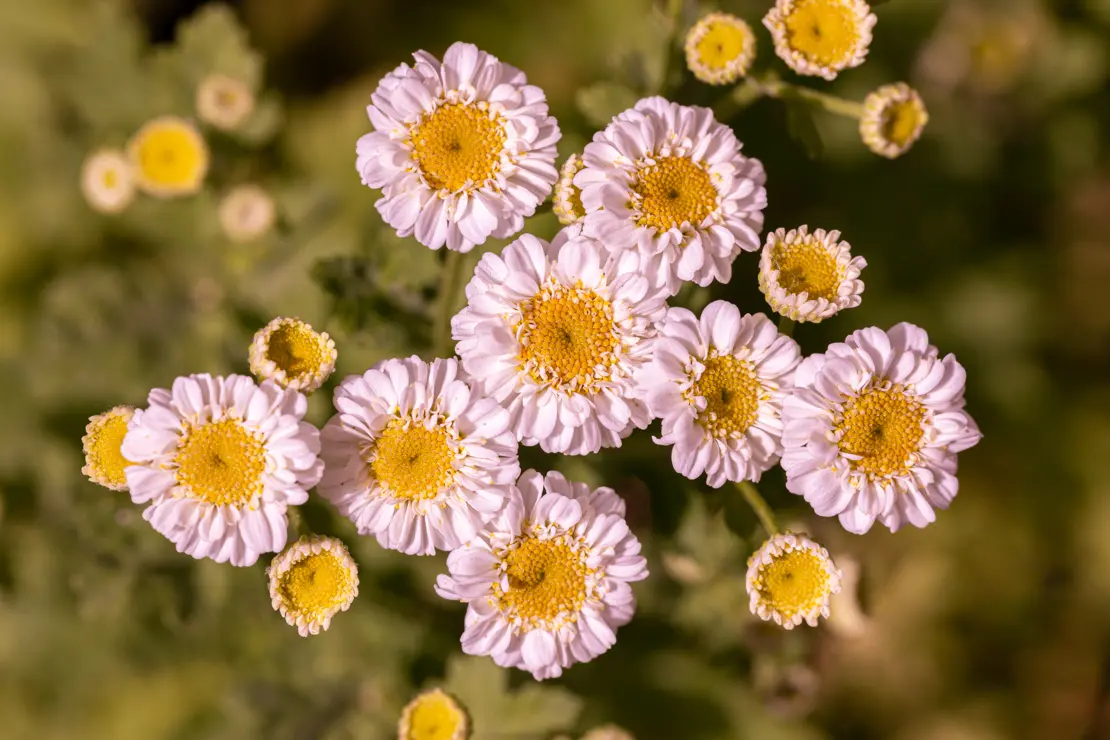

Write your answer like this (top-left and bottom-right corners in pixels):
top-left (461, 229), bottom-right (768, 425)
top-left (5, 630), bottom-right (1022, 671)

top-left (172, 4), bottom-right (263, 91)
top-left (575, 82), bottom-right (639, 129)
top-left (489, 684), bottom-right (583, 737)
top-left (674, 494), bottom-right (743, 575)
top-left (785, 100), bottom-right (824, 160)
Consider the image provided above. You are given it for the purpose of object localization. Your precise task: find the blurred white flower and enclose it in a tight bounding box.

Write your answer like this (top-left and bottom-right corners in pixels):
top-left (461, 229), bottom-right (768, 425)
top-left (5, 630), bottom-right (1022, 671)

top-left (218, 184), bottom-right (276, 242)
top-left (80, 150), bottom-right (135, 214)
top-left (196, 73), bottom-right (255, 131)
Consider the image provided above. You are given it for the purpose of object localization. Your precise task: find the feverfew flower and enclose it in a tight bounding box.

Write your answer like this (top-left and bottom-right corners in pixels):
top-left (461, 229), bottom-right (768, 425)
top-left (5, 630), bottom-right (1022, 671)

top-left (127, 116), bottom-right (209, 197)
top-left (196, 73), bottom-right (255, 131)
top-left (635, 302), bottom-right (800, 487)
top-left (122, 374), bottom-right (322, 567)
top-left (267, 535), bottom-right (358, 636)
top-left (218, 184), bottom-right (276, 242)
top-left (452, 233), bottom-right (665, 455)
top-left (435, 470), bottom-right (648, 680)
top-left (356, 41), bottom-right (560, 252)
top-left (763, 0), bottom-right (877, 81)
top-left (746, 532), bottom-right (842, 629)
top-left (781, 323), bottom-right (982, 534)
top-left (553, 153), bottom-right (586, 227)
top-left (578, 97), bottom-right (767, 296)
top-left (249, 317), bottom-right (337, 393)
top-left (398, 689), bottom-right (469, 740)
top-left (685, 12), bottom-right (757, 85)
top-left (859, 83), bottom-right (929, 159)
top-left (758, 226), bottom-right (866, 323)
top-left (81, 405), bottom-right (136, 491)
top-left (80, 150), bottom-right (135, 214)
top-left (318, 356), bottom-right (519, 555)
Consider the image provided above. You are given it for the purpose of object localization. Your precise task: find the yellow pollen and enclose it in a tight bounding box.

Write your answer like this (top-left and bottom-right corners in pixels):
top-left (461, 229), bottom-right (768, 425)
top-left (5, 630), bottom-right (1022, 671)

top-left (633, 155), bottom-right (718, 232)
top-left (266, 321), bottom-right (329, 382)
top-left (102, 169), bottom-right (119, 189)
top-left (517, 284), bottom-right (619, 392)
top-left (128, 118), bottom-right (208, 194)
top-left (751, 548), bottom-right (833, 621)
top-left (367, 419), bottom-right (456, 500)
top-left (770, 237), bottom-right (841, 301)
top-left (82, 408), bottom-right (134, 489)
top-left (783, 0), bottom-right (860, 67)
top-left (695, 21), bottom-right (750, 70)
top-left (410, 102), bottom-right (507, 192)
top-left (882, 100), bottom-right (926, 147)
top-left (691, 355), bottom-right (762, 437)
top-left (278, 551), bottom-right (355, 620)
top-left (173, 418), bottom-right (267, 506)
top-left (836, 385), bottom-right (927, 479)
top-left (400, 689), bottom-right (467, 740)
top-left (494, 537), bottom-right (590, 630)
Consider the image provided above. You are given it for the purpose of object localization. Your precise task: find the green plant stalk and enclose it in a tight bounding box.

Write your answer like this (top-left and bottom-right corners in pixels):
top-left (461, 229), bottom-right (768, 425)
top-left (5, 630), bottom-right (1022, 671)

top-left (435, 249), bottom-right (466, 357)
top-left (720, 73), bottom-right (866, 119)
top-left (778, 317), bottom-right (796, 338)
top-left (737, 480), bottom-right (778, 537)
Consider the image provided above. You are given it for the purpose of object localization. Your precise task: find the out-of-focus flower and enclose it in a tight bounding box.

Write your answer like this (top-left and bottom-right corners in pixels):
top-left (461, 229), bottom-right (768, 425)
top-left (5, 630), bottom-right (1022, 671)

top-left (356, 42), bottom-right (560, 252)
top-left (267, 535), bottom-right (358, 636)
top-left (685, 12), bottom-right (757, 85)
top-left (582, 725), bottom-right (636, 740)
top-left (218, 184), bottom-right (276, 242)
top-left (746, 532), bottom-right (842, 628)
top-left (860, 84), bottom-right (929, 159)
top-left (127, 116), bottom-right (209, 197)
top-left (756, 660), bottom-right (822, 718)
top-left (763, 0), bottom-right (876, 81)
top-left (80, 150), bottom-right (135, 214)
top-left (196, 73), bottom-right (255, 131)
top-left (398, 688), bottom-right (469, 740)
top-left (826, 553), bottom-right (871, 637)
top-left (758, 225), bottom-right (866, 323)
top-left (81, 405), bottom-right (136, 491)
top-left (554, 153), bottom-right (586, 226)
top-left (249, 317), bottom-right (336, 393)
top-left (435, 470), bottom-right (647, 680)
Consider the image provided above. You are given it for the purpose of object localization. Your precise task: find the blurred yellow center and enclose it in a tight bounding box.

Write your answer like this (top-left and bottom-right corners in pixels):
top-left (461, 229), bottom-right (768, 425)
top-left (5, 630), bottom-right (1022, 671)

top-left (368, 420), bottom-right (456, 500)
top-left (882, 100), bottom-right (925, 147)
top-left (692, 355), bottom-right (761, 437)
top-left (84, 411), bottom-right (134, 487)
top-left (837, 386), bottom-right (926, 478)
top-left (496, 537), bottom-right (589, 629)
top-left (517, 285), bottom-right (619, 392)
top-left (174, 418), bottom-right (266, 506)
top-left (130, 120), bottom-right (208, 192)
top-left (410, 103), bottom-right (506, 192)
top-left (266, 321), bottom-right (328, 381)
top-left (102, 169), bottom-right (120, 189)
top-left (278, 552), bottom-right (354, 619)
top-left (633, 155), bottom-right (717, 231)
top-left (770, 237), bottom-right (841, 301)
top-left (752, 548), bottom-right (832, 620)
top-left (783, 0), bottom-right (859, 67)
top-left (695, 21), bottom-right (749, 69)
top-left (401, 690), bottom-right (467, 740)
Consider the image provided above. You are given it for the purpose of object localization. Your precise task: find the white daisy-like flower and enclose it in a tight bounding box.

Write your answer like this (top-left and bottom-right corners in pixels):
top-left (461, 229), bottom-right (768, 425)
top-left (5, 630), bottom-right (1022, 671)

top-left (553, 153), bottom-right (586, 226)
top-left (196, 73), bottom-right (255, 132)
top-left (635, 302), bottom-right (800, 487)
top-left (746, 531), bottom-right (842, 629)
top-left (317, 356), bottom-right (519, 556)
top-left (249, 316), bottom-right (337, 393)
top-left (452, 233), bottom-right (665, 455)
top-left (435, 470), bottom-right (648, 681)
top-left (81, 149), bottom-right (135, 214)
top-left (267, 535), bottom-right (358, 636)
top-left (685, 12), bottom-right (757, 85)
top-left (82, 405), bottom-right (136, 491)
top-left (781, 323), bottom-right (983, 534)
top-left (577, 96), bottom-right (767, 296)
top-left (127, 116), bottom-right (209, 197)
top-left (121, 374), bottom-right (322, 567)
top-left (763, 0), bottom-right (877, 81)
top-left (398, 688), bottom-right (469, 740)
top-left (859, 83), bottom-right (929, 159)
top-left (356, 41), bottom-right (561, 253)
top-left (218, 184), bottom-right (276, 242)
top-left (758, 226), bottom-right (867, 323)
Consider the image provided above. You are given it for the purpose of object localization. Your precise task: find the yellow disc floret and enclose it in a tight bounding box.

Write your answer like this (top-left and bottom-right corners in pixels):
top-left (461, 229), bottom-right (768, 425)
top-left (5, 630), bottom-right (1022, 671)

top-left (632, 155), bottom-right (718, 232)
top-left (768, 235), bottom-right (842, 302)
top-left (410, 103), bottom-right (507, 192)
top-left (249, 317), bottom-right (337, 393)
top-left (860, 83), bottom-right (930, 159)
top-left (127, 116), bottom-right (209, 197)
top-left (398, 688), bottom-right (469, 740)
top-left (367, 419), bottom-right (457, 501)
top-left (685, 12), bottom-right (757, 85)
top-left (268, 535), bottom-right (359, 636)
top-left (81, 405), bottom-right (136, 491)
top-left (747, 532), bottom-right (841, 629)
top-left (689, 354), bottom-right (762, 438)
top-left (493, 535), bottom-right (591, 631)
top-left (554, 154), bottom-right (586, 225)
top-left (764, 0), bottom-right (876, 80)
top-left (836, 384), bottom-right (927, 480)
top-left (173, 418), bottom-right (267, 506)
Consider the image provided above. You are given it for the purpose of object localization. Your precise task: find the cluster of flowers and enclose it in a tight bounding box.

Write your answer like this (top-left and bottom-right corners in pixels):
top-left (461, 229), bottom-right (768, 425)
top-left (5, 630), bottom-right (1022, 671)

top-left (81, 1), bottom-right (980, 711)
top-left (80, 73), bottom-right (276, 242)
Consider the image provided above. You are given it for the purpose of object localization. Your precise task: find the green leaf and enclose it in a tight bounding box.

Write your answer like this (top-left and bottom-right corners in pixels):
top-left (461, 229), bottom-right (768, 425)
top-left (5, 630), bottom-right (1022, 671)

top-left (575, 82), bottom-right (639, 129)
top-left (171, 4), bottom-right (264, 91)
top-left (785, 100), bottom-right (825, 160)
top-left (235, 93), bottom-right (284, 146)
top-left (673, 493), bottom-right (744, 576)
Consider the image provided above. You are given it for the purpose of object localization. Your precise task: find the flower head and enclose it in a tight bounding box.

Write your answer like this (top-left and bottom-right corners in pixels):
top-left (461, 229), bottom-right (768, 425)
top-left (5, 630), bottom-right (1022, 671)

top-left (763, 0), bottom-right (877, 81)
top-left (746, 532), bottom-right (842, 629)
top-left (781, 323), bottom-right (983, 534)
top-left (82, 405), bottom-right (136, 491)
top-left (398, 688), bottom-right (469, 740)
top-left (435, 470), bottom-right (648, 680)
top-left (127, 116), bottom-right (209, 197)
top-left (249, 317), bottom-right (337, 393)
top-left (196, 73), bottom-right (254, 131)
top-left (81, 150), bottom-right (135, 214)
top-left (578, 97), bottom-right (767, 296)
top-left (635, 302), bottom-right (800, 487)
top-left (758, 226), bottom-right (867, 323)
top-left (859, 83), bottom-right (929, 159)
top-left (553, 153), bottom-right (586, 226)
top-left (122, 374), bottom-right (322, 566)
top-left (268, 535), bottom-right (358, 636)
top-left (318, 356), bottom-right (519, 555)
top-left (356, 42), bottom-right (560, 252)
top-left (685, 12), bottom-right (757, 85)
top-left (219, 184), bottom-right (276, 242)
top-left (452, 233), bottom-right (665, 455)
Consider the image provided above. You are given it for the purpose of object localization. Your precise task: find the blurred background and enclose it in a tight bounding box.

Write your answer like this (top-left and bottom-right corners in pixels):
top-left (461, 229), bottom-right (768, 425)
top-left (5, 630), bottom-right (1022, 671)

top-left (2, 0), bottom-right (1110, 737)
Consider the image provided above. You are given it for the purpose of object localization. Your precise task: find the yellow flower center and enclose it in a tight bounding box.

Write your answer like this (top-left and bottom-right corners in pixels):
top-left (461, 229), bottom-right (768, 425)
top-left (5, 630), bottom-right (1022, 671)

top-left (752, 548), bottom-right (833, 622)
top-left (278, 551), bottom-right (356, 620)
top-left (494, 536), bottom-right (590, 630)
top-left (266, 321), bottom-right (329, 382)
top-left (882, 100), bottom-right (925, 147)
top-left (783, 0), bottom-right (860, 67)
top-left (130, 119), bottom-right (208, 193)
top-left (836, 385), bottom-right (927, 479)
top-left (517, 284), bottom-right (619, 393)
top-left (695, 20), bottom-right (750, 69)
top-left (770, 237), bottom-right (841, 301)
top-left (102, 169), bottom-right (120, 189)
top-left (367, 419), bottom-right (456, 500)
top-left (410, 102), bottom-right (507, 192)
top-left (84, 411), bottom-right (134, 488)
top-left (691, 355), bottom-right (762, 437)
top-left (401, 690), bottom-right (467, 740)
top-left (173, 418), bottom-right (267, 506)
top-left (633, 155), bottom-right (717, 232)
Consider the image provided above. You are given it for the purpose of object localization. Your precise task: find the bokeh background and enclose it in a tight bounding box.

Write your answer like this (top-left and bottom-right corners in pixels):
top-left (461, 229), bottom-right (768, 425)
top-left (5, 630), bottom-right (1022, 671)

top-left (3, 0), bottom-right (1110, 737)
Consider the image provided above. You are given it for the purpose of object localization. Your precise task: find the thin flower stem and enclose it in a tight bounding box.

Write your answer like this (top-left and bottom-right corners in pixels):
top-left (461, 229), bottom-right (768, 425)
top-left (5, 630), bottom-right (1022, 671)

top-left (658, 0), bottom-right (686, 94)
top-left (737, 480), bottom-right (778, 537)
top-left (720, 72), bottom-right (866, 119)
top-left (778, 317), bottom-right (796, 337)
top-left (435, 249), bottom-right (465, 357)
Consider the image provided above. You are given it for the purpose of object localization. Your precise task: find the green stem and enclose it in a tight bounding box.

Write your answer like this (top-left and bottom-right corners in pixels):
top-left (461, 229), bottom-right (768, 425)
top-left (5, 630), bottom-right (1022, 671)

top-left (722, 72), bottom-right (866, 119)
top-left (737, 480), bottom-right (778, 537)
top-left (658, 0), bottom-right (685, 94)
top-left (435, 249), bottom-right (465, 358)
top-left (778, 317), bottom-right (796, 338)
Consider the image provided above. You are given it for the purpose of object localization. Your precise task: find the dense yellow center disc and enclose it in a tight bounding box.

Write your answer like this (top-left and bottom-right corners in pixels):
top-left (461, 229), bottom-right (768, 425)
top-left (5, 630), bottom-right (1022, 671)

top-left (368, 420), bottom-right (456, 500)
top-left (174, 418), bottom-right (267, 506)
top-left (783, 0), bottom-right (860, 68)
top-left (266, 321), bottom-right (329, 382)
top-left (695, 21), bottom-right (750, 69)
top-left (278, 552), bottom-right (355, 620)
top-left (770, 237), bottom-right (841, 301)
top-left (131, 120), bottom-right (207, 192)
top-left (752, 549), bottom-right (832, 621)
top-left (84, 412), bottom-right (134, 487)
top-left (410, 103), bottom-right (507, 192)
top-left (401, 691), bottom-right (467, 740)
top-left (692, 356), bottom-right (761, 437)
top-left (495, 537), bottom-right (589, 629)
top-left (517, 286), bottom-right (619, 392)
top-left (882, 100), bottom-right (926, 147)
top-left (837, 386), bottom-right (926, 478)
top-left (633, 155), bottom-right (717, 232)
